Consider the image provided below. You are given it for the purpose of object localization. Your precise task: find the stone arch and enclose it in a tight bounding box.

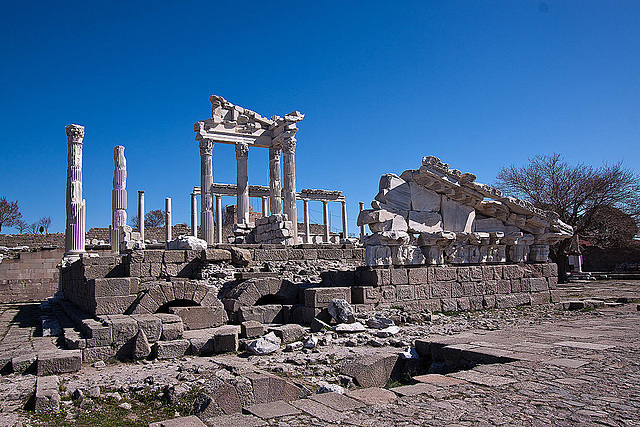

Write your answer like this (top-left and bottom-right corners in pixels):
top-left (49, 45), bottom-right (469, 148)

top-left (222, 277), bottom-right (300, 312)
top-left (128, 280), bottom-right (222, 315)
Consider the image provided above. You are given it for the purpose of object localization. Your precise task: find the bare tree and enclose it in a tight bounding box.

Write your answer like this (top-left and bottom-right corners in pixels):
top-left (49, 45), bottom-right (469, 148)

top-left (14, 219), bottom-right (27, 234)
top-left (145, 209), bottom-right (165, 227)
top-left (581, 205), bottom-right (638, 248)
top-left (38, 216), bottom-right (52, 234)
top-left (26, 222), bottom-right (39, 234)
top-left (0, 196), bottom-right (22, 233)
top-left (496, 153), bottom-right (640, 279)
top-left (130, 215), bottom-right (140, 229)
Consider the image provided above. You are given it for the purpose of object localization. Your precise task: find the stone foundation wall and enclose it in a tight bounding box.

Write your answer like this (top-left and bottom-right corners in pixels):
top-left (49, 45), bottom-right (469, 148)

top-left (353, 263), bottom-right (558, 312)
top-left (0, 248), bottom-right (63, 302)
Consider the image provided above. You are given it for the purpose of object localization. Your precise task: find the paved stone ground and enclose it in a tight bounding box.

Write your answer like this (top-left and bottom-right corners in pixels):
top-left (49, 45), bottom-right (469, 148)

top-left (0, 280), bottom-right (638, 426)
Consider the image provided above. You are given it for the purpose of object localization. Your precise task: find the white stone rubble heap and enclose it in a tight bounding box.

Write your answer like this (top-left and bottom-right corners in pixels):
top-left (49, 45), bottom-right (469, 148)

top-left (358, 156), bottom-right (574, 266)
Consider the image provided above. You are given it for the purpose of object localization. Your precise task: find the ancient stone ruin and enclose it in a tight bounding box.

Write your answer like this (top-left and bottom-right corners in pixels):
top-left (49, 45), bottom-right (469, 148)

top-left (359, 155), bottom-right (573, 267)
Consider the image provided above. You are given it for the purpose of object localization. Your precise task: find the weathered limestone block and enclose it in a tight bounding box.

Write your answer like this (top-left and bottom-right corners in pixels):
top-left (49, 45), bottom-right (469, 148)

top-left (357, 209), bottom-right (396, 226)
top-left (475, 218), bottom-right (506, 233)
top-left (340, 353), bottom-right (400, 388)
top-left (391, 245), bottom-right (425, 266)
top-left (192, 382), bottom-right (242, 418)
top-left (241, 320), bottom-right (265, 338)
top-left (364, 231), bottom-right (410, 246)
top-left (166, 235), bottom-right (207, 251)
top-left (169, 306), bottom-right (227, 330)
top-left (213, 325), bottom-right (239, 353)
top-left (375, 174), bottom-right (412, 211)
top-left (365, 245), bottom-right (392, 266)
top-left (441, 196), bottom-right (475, 232)
top-left (131, 314), bottom-right (162, 342)
top-left (304, 287), bottom-right (351, 308)
top-left (529, 245), bottom-right (550, 262)
top-left (155, 339), bottom-right (190, 359)
top-left (107, 315), bottom-right (139, 345)
top-left (409, 181), bottom-right (441, 211)
top-left (37, 350), bottom-right (82, 376)
top-left (369, 214), bottom-right (408, 233)
top-left (407, 211), bottom-right (443, 233)
top-left (269, 324), bottom-right (306, 344)
top-left (35, 375), bottom-right (60, 413)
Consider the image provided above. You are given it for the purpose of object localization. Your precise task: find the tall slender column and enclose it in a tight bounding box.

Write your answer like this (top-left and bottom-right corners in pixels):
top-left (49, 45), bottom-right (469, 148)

top-left (261, 196), bottom-right (268, 219)
top-left (303, 199), bottom-right (310, 244)
top-left (358, 201), bottom-right (365, 242)
top-left (235, 142), bottom-right (250, 225)
top-left (190, 192), bottom-right (197, 237)
top-left (215, 195), bottom-right (223, 244)
top-left (65, 124), bottom-right (85, 256)
top-left (111, 146), bottom-right (127, 254)
top-left (322, 200), bottom-right (329, 243)
top-left (138, 191), bottom-right (145, 241)
top-left (341, 200), bottom-right (348, 240)
top-left (282, 137), bottom-right (298, 243)
top-left (269, 145), bottom-right (282, 215)
top-left (199, 139), bottom-right (214, 244)
top-left (165, 198), bottom-right (172, 242)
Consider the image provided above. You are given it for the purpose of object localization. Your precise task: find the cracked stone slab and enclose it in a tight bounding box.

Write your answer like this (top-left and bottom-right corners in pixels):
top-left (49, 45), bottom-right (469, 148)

top-left (310, 392), bottom-right (366, 411)
top-left (346, 387), bottom-right (397, 405)
top-left (542, 358), bottom-right (590, 368)
top-left (149, 415), bottom-right (206, 427)
top-left (204, 413), bottom-right (267, 427)
top-left (390, 383), bottom-right (439, 397)
top-left (413, 374), bottom-right (468, 387)
top-left (552, 341), bottom-right (615, 350)
top-left (450, 370), bottom-right (517, 387)
top-left (290, 398), bottom-right (346, 423)
top-left (246, 400), bottom-right (301, 419)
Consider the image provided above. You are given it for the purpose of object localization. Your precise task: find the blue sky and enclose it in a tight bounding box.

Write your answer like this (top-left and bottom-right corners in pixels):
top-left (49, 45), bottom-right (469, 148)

top-left (1, 1), bottom-right (639, 235)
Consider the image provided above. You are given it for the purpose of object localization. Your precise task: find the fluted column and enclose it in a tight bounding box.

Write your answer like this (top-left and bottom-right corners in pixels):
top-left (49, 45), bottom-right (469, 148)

top-left (235, 142), bottom-right (249, 225)
top-left (111, 146), bottom-right (127, 254)
top-left (215, 195), bottom-right (222, 244)
top-left (199, 139), bottom-right (215, 244)
top-left (282, 137), bottom-right (298, 243)
top-left (65, 124), bottom-right (85, 256)
top-left (138, 191), bottom-right (145, 241)
top-left (190, 192), bottom-right (197, 237)
top-left (165, 197), bottom-right (172, 242)
top-left (269, 145), bottom-right (282, 215)
top-left (322, 200), bottom-right (329, 243)
top-left (303, 199), bottom-right (310, 243)
top-left (341, 200), bottom-right (348, 240)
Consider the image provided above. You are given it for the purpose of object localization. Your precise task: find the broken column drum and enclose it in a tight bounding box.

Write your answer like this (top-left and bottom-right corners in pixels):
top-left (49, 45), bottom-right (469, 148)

top-left (111, 146), bottom-right (127, 254)
top-left (199, 139), bottom-right (215, 244)
top-left (64, 124), bottom-right (86, 256)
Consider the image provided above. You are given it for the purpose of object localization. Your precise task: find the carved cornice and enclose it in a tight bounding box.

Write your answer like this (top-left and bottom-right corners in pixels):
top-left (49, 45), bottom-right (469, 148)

top-left (281, 137), bottom-right (296, 154)
top-left (235, 142), bottom-right (249, 158)
top-left (65, 124), bottom-right (85, 144)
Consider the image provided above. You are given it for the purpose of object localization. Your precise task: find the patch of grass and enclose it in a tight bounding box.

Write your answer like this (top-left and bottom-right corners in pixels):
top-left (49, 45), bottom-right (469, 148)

top-left (442, 310), bottom-right (461, 316)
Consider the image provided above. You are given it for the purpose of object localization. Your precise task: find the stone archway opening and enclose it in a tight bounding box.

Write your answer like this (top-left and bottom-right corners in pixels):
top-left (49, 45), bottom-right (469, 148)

top-left (156, 299), bottom-right (199, 314)
top-left (254, 294), bottom-right (293, 306)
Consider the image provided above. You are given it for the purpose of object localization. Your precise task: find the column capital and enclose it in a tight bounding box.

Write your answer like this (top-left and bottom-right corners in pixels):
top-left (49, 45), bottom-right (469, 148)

top-left (282, 137), bottom-right (296, 154)
top-left (65, 124), bottom-right (85, 144)
top-left (235, 141), bottom-right (249, 158)
top-left (199, 138), bottom-right (214, 155)
top-left (138, 190), bottom-right (145, 195)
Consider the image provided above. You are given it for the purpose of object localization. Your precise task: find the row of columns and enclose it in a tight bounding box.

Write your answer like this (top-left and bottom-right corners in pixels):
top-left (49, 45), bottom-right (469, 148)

top-left (198, 137), bottom-right (298, 245)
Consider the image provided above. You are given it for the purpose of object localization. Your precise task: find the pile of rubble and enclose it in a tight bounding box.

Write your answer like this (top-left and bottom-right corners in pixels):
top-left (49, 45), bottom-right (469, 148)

top-left (358, 156), bottom-right (573, 266)
top-left (252, 214), bottom-right (296, 245)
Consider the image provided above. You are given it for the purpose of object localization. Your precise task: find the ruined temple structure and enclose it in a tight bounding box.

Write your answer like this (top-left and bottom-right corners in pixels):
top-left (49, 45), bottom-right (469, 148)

top-left (359, 156), bottom-right (574, 267)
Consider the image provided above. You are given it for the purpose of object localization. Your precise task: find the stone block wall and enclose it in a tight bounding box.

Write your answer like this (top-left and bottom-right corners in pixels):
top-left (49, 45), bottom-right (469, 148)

top-left (0, 248), bottom-right (64, 302)
top-left (352, 263), bottom-right (558, 312)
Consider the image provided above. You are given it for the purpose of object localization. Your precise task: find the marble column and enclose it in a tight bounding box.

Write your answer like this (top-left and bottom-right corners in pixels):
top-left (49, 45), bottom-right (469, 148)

top-left (165, 197), bottom-right (172, 242)
top-left (269, 145), bottom-right (282, 215)
top-left (303, 199), bottom-right (310, 244)
top-left (111, 146), bottom-right (127, 254)
top-left (322, 200), bottom-right (329, 243)
top-left (235, 142), bottom-right (249, 225)
top-left (359, 202), bottom-right (365, 242)
top-left (199, 139), bottom-right (215, 244)
top-left (65, 124), bottom-right (86, 256)
top-left (261, 196), bottom-right (268, 219)
top-left (282, 138), bottom-right (298, 242)
top-left (341, 200), bottom-right (348, 240)
top-left (138, 191), bottom-right (145, 241)
top-left (190, 192), bottom-right (197, 237)
top-left (215, 195), bottom-right (222, 244)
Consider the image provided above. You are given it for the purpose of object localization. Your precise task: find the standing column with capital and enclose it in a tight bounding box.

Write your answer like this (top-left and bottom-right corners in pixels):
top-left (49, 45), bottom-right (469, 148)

top-left (199, 139), bottom-right (215, 244)
top-left (65, 124), bottom-right (86, 256)
top-left (282, 137), bottom-right (298, 243)
top-left (358, 201), bottom-right (365, 242)
top-left (138, 191), bottom-right (145, 241)
top-left (215, 195), bottom-right (222, 243)
top-left (190, 192), bottom-right (198, 237)
top-left (269, 145), bottom-right (283, 215)
top-left (303, 199), bottom-right (310, 243)
top-left (261, 196), bottom-right (268, 219)
top-left (341, 200), bottom-right (348, 241)
top-left (322, 200), bottom-right (329, 243)
top-left (235, 142), bottom-right (250, 225)
top-left (111, 146), bottom-right (127, 254)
